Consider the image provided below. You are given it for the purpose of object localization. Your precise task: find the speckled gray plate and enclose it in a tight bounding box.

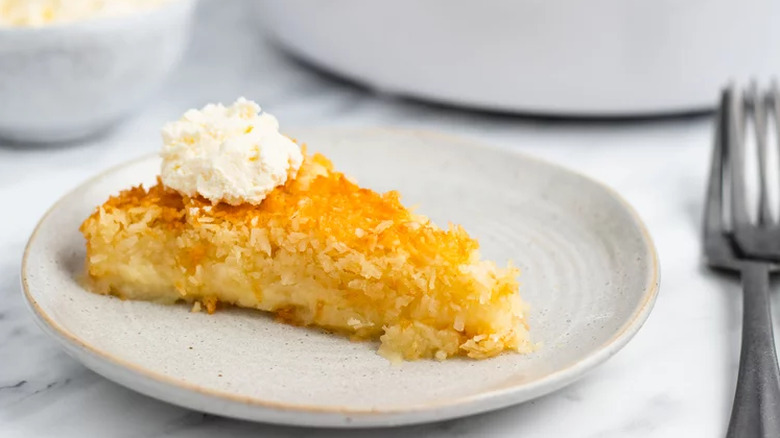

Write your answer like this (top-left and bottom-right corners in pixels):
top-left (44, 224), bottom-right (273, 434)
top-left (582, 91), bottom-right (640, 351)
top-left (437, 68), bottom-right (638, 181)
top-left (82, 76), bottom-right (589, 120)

top-left (22, 129), bottom-right (659, 427)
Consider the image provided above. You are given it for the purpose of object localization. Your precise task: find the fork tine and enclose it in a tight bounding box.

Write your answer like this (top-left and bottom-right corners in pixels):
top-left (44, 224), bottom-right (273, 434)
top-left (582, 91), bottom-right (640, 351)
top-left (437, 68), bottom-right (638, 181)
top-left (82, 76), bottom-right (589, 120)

top-left (729, 85), bottom-right (751, 234)
top-left (705, 87), bottom-right (729, 239)
top-left (772, 79), bottom-right (780, 218)
top-left (750, 81), bottom-right (772, 224)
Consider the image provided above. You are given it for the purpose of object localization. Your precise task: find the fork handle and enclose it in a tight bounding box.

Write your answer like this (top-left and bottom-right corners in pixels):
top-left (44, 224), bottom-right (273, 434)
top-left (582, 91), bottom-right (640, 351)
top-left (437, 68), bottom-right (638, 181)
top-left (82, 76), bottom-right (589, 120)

top-left (728, 261), bottom-right (780, 438)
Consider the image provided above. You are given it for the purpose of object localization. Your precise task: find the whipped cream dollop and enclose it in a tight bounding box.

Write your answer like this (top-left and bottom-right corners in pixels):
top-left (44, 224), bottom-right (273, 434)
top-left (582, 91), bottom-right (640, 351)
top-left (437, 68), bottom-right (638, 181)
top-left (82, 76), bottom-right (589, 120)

top-left (0, 0), bottom-right (171, 26)
top-left (160, 98), bottom-right (303, 206)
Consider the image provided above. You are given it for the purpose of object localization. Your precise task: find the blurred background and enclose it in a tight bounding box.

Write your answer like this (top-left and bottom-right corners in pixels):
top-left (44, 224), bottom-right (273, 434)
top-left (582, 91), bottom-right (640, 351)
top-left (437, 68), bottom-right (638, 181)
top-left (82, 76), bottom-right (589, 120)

top-left (0, 0), bottom-right (764, 436)
top-left (0, 0), bottom-right (725, 175)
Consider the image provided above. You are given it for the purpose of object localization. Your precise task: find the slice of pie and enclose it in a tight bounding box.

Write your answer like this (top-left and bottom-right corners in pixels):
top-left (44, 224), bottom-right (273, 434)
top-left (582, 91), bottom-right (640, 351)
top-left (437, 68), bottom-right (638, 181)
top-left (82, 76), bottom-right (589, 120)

top-left (80, 99), bottom-right (533, 361)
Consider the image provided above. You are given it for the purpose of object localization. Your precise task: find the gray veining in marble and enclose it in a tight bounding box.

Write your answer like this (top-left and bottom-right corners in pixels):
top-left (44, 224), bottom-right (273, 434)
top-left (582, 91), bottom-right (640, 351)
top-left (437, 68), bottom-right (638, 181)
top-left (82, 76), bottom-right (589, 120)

top-left (0, 0), bottom-right (754, 436)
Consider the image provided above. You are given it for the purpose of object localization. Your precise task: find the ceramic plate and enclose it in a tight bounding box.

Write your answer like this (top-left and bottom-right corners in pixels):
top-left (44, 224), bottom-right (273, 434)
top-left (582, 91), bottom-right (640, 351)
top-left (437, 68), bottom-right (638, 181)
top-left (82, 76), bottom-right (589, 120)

top-left (22, 129), bottom-right (659, 427)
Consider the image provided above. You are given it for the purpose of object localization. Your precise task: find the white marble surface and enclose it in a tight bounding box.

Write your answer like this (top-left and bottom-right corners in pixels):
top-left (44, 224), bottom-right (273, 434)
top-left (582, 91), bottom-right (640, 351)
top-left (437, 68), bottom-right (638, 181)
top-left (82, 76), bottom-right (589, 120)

top-left (0, 1), bottom-right (754, 436)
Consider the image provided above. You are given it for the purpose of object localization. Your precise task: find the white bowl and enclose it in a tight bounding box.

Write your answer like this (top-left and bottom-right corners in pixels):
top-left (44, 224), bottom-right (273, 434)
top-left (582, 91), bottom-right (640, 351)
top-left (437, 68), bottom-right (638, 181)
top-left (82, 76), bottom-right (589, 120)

top-left (256, 0), bottom-right (780, 116)
top-left (0, 0), bottom-right (196, 143)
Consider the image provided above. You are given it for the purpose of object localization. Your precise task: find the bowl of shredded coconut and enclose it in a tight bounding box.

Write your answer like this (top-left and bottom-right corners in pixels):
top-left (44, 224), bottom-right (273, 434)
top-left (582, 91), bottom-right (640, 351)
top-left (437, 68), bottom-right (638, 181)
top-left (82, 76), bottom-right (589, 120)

top-left (0, 0), bottom-right (196, 143)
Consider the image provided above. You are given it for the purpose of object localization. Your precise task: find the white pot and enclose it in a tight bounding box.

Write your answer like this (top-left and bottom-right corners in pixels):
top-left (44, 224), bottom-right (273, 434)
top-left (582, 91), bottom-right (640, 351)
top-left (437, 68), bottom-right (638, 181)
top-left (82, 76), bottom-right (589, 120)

top-left (257, 0), bottom-right (780, 116)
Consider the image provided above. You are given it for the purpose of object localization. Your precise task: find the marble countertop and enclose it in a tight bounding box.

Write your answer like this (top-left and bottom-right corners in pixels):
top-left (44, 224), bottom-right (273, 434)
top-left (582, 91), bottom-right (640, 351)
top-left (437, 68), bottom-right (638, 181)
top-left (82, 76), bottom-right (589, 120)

top-left (0, 1), bottom-right (749, 437)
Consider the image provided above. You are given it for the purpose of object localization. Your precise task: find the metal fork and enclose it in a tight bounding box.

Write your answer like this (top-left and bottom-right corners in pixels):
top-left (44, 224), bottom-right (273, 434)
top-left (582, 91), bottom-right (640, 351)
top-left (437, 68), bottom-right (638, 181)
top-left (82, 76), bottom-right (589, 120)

top-left (730, 82), bottom-right (780, 262)
top-left (704, 84), bottom-right (780, 438)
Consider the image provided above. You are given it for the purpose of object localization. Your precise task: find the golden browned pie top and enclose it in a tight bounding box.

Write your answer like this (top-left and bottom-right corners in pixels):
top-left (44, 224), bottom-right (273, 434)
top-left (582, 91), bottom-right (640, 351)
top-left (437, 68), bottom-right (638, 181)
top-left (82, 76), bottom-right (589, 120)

top-left (87, 152), bottom-right (480, 267)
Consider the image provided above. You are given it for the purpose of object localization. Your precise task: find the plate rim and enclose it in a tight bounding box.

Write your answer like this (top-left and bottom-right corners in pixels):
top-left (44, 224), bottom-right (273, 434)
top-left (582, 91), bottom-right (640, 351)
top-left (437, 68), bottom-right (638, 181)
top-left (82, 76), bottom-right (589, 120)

top-left (21, 127), bottom-right (660, 426)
